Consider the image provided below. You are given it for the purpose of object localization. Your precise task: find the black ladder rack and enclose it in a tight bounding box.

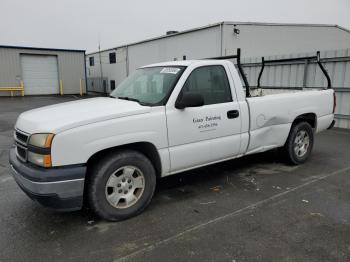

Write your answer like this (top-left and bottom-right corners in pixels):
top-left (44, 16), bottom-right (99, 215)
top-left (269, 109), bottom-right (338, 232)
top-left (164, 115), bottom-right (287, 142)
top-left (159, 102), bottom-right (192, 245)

top-left (257, 51), bottom-right (332, 89)
top-left (203, 49), bottom-right (332, 98)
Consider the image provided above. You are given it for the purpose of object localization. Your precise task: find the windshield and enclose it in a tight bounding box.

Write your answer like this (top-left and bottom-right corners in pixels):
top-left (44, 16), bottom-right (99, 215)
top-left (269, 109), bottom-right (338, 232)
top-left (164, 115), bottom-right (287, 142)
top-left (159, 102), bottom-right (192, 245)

top-left (110, 66), bottom-right (186, 105)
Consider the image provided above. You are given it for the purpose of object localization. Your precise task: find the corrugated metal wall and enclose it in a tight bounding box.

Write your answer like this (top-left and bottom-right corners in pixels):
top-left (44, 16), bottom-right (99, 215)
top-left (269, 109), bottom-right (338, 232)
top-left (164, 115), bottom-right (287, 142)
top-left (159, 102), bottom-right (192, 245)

top-left (87, 77), bottom-right (108, 93)
top-left (241, 49), bottom-right (350, 128)
top-left (0, 47), bottom-right (86, 96)
top-left (86, 47), bottom-right (127, 93)
top-left (222, 23), bottom-right (350, 57)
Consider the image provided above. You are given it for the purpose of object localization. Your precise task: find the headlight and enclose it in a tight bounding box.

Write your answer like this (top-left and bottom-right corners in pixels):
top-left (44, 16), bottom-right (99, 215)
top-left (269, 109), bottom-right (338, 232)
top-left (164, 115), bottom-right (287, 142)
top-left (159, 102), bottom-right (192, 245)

top-left (28, 133), bottom-right (54, 148)
top-left (28, 152), bottom-right (52, 168)
top-left (27, 133), bottom-right (54, 168)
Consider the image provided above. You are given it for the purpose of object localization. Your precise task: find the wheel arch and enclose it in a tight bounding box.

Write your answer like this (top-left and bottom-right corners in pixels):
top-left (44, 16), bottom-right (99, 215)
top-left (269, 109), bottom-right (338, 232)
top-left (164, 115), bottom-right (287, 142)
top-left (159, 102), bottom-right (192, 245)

top-left (292, 113), bottom-right (317, 129)
top-left (86, 142), bottom-right (162, 179)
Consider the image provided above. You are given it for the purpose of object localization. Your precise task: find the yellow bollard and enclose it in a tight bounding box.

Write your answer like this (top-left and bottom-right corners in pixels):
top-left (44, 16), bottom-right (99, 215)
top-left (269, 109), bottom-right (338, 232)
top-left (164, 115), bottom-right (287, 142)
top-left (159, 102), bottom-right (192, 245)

top-left (59, 80), bottom-right (63, 96)
top-left (20, 81), bottom-right (24, 96)
top-left (79, 79), bottom-right (83, 96)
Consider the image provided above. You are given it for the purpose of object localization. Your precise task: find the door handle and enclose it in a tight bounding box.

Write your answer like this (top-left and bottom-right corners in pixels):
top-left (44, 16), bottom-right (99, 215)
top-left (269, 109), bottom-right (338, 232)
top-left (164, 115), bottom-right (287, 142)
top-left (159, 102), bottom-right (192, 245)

top-left (227, 110), bottom-right (239, 119)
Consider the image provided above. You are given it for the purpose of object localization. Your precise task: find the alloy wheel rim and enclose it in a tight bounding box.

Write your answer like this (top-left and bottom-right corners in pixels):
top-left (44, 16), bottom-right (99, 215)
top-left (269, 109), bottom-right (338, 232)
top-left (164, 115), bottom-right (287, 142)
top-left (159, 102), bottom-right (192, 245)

top-left (105, 166), bottom-right (145, 209)
top-left (294, 130), bottom-right (310, 158)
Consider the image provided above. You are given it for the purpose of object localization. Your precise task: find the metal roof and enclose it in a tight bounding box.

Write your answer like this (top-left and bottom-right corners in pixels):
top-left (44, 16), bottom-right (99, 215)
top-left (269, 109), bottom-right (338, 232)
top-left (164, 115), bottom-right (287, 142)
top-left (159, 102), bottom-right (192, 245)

top-left (0, 45), bottom-right (85, 53)
top-left (86, 21), bottom-right (350, 55)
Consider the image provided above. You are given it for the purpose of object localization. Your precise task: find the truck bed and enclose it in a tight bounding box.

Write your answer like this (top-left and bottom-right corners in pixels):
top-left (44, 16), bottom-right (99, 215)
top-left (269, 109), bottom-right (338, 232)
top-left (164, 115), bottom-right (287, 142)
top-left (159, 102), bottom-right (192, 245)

top-left (244, 89), bottom-right (334, 155)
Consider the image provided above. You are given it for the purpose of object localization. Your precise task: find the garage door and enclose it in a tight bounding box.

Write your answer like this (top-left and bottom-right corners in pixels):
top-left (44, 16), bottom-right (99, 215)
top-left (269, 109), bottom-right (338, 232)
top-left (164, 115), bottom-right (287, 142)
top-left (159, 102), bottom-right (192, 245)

top-left (21, 55), bottom-right (59, 95)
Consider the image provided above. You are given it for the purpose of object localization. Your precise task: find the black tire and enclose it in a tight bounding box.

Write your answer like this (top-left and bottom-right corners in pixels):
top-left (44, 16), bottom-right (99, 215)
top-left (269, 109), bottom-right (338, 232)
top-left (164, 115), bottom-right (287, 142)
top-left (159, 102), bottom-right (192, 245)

top-left (282, 122), bottom-right (314, 165)
top-left (87, 150), bottom-right (156, 221)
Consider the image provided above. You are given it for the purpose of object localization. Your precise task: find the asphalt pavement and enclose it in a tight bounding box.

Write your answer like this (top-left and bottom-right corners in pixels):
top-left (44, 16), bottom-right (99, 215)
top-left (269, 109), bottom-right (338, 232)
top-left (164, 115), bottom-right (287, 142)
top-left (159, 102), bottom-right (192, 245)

top-left (0, 96), bottom-right (349, 262)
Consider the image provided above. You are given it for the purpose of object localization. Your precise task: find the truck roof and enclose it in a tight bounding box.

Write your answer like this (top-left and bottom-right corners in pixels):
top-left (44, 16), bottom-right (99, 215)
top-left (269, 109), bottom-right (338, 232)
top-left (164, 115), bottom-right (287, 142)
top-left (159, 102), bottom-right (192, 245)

top-left (142, 59), bottom-right (229, 68)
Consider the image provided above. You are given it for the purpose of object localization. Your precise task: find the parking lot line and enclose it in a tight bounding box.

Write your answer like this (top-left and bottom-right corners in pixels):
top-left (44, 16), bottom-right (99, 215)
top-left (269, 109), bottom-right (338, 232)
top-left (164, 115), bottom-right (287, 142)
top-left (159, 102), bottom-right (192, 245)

top-left (114, 165), bottom-right (350, 262)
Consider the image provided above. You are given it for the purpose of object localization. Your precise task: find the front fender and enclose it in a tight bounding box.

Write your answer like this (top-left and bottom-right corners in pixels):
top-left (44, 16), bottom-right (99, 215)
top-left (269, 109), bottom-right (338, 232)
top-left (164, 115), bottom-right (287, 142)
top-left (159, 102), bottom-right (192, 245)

top-left (51, 109), bottom-right (168, 167)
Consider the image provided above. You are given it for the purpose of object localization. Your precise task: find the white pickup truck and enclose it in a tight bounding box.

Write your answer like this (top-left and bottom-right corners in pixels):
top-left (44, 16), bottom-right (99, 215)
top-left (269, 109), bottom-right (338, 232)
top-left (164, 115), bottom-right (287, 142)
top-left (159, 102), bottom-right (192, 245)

top-left (10, 49), bottom-right (335, 221)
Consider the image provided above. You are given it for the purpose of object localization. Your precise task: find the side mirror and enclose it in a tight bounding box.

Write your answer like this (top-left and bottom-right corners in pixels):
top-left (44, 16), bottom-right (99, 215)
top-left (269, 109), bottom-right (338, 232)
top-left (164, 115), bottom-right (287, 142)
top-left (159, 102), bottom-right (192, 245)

top-left (175, 93), bottom-right (204, 109)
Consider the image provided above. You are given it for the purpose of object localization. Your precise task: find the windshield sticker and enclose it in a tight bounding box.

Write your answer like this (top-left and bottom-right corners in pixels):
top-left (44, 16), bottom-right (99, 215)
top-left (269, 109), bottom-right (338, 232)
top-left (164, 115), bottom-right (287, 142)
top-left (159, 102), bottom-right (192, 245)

top-left (160, 68), bottom-right (181, 74)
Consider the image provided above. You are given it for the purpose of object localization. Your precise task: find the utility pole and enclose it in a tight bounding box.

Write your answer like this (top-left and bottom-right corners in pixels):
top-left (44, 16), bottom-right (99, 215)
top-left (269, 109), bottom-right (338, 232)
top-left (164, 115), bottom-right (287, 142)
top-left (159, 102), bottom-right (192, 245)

top-left (98, 41), bottom-right (105, 95)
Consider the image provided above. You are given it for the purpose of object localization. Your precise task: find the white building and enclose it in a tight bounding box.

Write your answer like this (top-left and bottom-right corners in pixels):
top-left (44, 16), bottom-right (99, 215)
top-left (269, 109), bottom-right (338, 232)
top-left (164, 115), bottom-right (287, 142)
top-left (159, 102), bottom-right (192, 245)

top-left (86, 21), bottom-right (350, 93)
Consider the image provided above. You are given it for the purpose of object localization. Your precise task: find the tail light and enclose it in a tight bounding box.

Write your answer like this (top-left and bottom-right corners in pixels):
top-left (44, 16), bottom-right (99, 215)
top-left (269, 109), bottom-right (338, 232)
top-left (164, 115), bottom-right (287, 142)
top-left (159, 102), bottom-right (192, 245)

top-left (333, 92), bottom-right (336, 114)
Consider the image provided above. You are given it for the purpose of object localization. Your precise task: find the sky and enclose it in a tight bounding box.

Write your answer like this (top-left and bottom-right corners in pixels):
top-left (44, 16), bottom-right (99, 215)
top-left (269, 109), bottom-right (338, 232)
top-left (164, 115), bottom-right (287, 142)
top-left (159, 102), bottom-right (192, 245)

top-left (0, 0), bottom-right (349, 53)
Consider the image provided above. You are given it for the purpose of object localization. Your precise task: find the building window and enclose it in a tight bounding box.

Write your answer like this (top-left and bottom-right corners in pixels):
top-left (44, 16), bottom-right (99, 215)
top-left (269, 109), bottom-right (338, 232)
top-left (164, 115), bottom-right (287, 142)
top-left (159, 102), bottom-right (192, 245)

top-left (110, 80), bottom-right (116, 90)
top-left (109, 52), bottom-right (116, 64)
top-left (89, 57), bottom-right (94, 66)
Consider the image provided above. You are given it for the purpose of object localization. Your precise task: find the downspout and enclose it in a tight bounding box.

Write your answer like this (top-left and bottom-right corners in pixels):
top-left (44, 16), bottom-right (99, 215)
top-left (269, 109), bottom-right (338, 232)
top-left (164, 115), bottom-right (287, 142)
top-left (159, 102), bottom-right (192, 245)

top-left (84, 52), bottom-right (88, 95)
top-left (220, 22), bottom-right (224, 56)
top-left (98, 42), bottom-right (105, 95)
top-left (126, 45), bottom-right (130, 77)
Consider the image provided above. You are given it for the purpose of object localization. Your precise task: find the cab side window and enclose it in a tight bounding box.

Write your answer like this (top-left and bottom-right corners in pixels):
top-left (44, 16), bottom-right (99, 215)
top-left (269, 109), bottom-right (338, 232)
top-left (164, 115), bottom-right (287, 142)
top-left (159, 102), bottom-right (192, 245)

top-left (182, 65), bottom-right (232, 105)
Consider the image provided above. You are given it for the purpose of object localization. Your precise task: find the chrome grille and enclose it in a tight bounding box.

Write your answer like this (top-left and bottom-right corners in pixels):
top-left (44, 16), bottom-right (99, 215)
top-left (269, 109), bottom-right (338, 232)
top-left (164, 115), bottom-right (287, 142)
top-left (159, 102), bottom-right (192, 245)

top-left (15, 129), bottom-right (29, 146)
top-left (16, 144), bottom-right (27, 161)
top-left (14, 129), bottom-right (29, 162)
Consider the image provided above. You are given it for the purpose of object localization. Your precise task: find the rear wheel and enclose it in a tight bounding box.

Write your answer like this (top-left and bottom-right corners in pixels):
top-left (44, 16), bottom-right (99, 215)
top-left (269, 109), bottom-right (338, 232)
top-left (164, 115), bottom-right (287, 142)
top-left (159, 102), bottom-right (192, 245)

top-left (283, 122), bottom-right (314, 165)
top-left (87, 150), bottom-right (156, 221)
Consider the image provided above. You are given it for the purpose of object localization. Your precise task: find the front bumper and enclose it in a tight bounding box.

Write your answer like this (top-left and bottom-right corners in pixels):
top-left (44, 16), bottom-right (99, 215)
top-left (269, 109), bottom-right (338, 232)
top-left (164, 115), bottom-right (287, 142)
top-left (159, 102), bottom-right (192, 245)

top-left (9, 148), bottom-right (86, 211)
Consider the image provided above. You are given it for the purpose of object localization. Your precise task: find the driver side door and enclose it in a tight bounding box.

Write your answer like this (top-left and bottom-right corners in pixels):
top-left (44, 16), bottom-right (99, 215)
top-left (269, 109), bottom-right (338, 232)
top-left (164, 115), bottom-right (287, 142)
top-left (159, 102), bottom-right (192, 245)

top-left (165, 64), bottom-right (242, 173)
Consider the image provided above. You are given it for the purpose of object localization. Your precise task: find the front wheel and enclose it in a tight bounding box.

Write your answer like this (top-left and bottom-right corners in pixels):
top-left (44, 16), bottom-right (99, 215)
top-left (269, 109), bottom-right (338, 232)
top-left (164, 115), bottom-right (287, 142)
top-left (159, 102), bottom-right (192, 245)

top-left (87, 150), bottom-right (156, 221)
top-left (282, 122), bottom-right (314, 165)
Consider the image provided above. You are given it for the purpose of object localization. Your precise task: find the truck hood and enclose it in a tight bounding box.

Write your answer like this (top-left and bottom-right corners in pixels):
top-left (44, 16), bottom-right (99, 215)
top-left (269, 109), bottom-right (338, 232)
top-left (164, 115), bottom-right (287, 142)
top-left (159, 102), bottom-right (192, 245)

top-left (15, 97), bottom-right (152, 134)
